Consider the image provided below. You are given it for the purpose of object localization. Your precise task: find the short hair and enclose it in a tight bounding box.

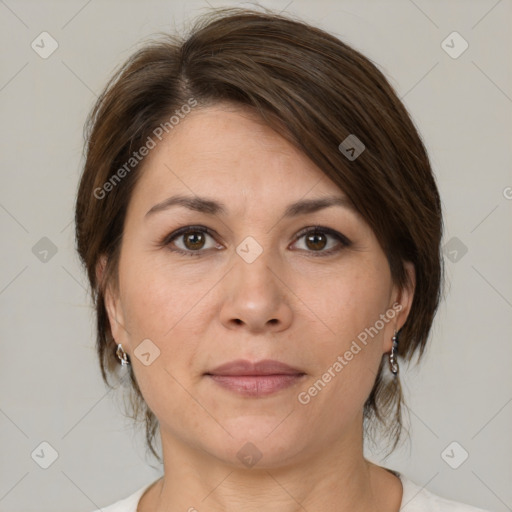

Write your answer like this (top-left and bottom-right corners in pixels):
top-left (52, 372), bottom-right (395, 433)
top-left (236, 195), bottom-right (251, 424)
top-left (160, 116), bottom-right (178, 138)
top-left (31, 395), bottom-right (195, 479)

top-left (75, 7), bottom-right (443, 463)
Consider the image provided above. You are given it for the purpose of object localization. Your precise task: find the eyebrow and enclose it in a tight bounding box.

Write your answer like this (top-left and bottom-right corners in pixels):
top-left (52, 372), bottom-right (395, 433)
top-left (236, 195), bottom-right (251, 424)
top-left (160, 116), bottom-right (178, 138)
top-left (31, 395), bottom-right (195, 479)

top-left (145, 194), bottom-right (355, 219)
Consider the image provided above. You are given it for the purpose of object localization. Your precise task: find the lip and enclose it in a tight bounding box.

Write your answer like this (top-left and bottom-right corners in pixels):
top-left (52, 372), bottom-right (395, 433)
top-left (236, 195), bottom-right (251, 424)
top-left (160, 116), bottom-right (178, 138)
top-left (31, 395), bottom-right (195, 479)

top-left (205, 359), bottom-right (306, 398)
top-left (206, 359), bottom-right (303, 376)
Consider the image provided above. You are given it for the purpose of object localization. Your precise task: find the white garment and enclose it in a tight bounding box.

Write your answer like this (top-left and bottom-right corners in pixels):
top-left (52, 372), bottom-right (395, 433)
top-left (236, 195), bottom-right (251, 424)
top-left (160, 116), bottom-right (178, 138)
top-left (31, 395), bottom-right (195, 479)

top-left (92, 470), bottom-right (490, 512)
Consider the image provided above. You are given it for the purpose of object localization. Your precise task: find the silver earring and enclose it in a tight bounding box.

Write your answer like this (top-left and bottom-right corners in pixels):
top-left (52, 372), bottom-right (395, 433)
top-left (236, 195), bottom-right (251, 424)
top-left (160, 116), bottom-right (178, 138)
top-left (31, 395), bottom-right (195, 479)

top-left (389, 331), bottom-right (399, 376)
top-left (116, 343), bottom-right (130, 366)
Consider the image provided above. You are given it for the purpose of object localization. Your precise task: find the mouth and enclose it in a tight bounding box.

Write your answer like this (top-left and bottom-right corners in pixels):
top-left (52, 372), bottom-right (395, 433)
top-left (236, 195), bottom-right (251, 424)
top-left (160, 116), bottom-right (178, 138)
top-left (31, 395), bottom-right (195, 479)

top-left (204, 359), bottom-right (306, 398)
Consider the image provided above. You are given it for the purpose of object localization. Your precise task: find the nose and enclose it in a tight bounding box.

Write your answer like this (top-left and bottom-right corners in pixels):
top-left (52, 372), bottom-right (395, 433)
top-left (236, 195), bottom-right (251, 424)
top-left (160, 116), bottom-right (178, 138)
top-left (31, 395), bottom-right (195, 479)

top-left (219, 247), bottom-right (293, 334)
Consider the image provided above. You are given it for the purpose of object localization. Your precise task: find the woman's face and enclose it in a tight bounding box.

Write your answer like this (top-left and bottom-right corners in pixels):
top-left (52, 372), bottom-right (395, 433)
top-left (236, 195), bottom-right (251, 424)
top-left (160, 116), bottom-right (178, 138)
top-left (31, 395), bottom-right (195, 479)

top-left (104, 104), bottom-right (413, 468)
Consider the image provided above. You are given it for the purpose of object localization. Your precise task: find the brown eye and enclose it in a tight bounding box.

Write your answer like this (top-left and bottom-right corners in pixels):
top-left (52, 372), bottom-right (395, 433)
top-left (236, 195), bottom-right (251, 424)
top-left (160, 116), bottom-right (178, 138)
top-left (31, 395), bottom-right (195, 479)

top-left (182, 231), bottom-right (207, 250)
top-left (162, 226), bottom-right (220, 257)
top-left (292, 226), bottom-right (351, 256)
top-left (305, 231), bottom-right (328, 251)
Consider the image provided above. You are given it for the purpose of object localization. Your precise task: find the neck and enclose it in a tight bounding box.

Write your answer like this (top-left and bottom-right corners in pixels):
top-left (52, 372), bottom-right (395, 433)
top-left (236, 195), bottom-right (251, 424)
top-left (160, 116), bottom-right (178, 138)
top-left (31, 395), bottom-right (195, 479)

top-left (142, 424), bottom-right (401, 512)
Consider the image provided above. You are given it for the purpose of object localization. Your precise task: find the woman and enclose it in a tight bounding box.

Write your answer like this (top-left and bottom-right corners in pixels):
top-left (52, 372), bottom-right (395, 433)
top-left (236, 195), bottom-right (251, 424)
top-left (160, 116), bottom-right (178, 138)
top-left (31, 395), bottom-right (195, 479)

top-left (75, 7), bottom-right (489, 512)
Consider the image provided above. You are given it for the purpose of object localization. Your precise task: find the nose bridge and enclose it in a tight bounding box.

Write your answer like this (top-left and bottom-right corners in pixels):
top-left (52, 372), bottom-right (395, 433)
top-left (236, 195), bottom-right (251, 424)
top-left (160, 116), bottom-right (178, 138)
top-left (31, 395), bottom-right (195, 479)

top-left (233, 232), bottom-right (278, 290)
top-left (218, 229), bottom-right (293, 331)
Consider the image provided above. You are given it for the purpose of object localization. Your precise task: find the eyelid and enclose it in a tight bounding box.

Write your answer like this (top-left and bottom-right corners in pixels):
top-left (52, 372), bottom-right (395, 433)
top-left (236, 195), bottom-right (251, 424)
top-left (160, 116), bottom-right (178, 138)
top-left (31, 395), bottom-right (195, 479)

top-left (293, 225), bottom-right (352, 247)
top-left (160, 225), bottom-right (221, 254)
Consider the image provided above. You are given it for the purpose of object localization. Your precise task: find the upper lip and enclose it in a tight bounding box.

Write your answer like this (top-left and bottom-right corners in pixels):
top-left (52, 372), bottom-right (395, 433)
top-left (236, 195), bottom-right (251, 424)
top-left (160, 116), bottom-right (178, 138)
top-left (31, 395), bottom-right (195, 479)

top-left (206, 359), bottom-right (304, 376)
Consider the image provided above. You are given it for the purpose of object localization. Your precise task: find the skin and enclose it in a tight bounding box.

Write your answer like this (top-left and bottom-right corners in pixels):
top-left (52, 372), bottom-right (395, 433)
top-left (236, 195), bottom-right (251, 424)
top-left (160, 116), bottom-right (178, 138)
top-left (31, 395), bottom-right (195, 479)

top-left (100, 103), bottom-right (415, 512)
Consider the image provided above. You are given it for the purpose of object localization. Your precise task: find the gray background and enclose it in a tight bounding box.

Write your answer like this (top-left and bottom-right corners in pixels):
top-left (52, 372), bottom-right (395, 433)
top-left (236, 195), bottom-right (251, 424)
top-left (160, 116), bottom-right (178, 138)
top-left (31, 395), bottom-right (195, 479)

top-left (1, 0), bottom-right (511, 511)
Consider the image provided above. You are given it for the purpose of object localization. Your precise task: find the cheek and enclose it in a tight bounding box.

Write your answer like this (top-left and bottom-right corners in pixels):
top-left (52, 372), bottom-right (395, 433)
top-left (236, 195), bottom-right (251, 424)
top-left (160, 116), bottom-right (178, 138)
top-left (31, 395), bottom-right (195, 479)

top-left (119, 252), bottom-right (195, 339)
top-left (295, 255), bottom-right (393, 346)
top-left (115, 258), bottom-right (206, 412)
top-left (117, 257), bottom-right (205, 421)
top-left (293, 257), bottom-right (392, 406)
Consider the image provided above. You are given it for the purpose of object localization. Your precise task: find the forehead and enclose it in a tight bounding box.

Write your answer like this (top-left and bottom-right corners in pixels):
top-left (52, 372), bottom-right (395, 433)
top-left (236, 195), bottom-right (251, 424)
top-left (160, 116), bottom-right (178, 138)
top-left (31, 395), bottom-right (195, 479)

top-left (153, 105), bottom-right (323, 176)
top-left (126, 104), bottom-right (349, 221)
top-left (120, 104), bottom-right (363, 234)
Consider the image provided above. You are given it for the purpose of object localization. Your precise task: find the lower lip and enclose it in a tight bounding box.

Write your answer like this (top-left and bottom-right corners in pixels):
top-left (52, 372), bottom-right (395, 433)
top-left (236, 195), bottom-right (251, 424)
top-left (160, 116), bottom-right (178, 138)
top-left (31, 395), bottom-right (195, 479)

top-left (207, 374), bottom-right (305, 397)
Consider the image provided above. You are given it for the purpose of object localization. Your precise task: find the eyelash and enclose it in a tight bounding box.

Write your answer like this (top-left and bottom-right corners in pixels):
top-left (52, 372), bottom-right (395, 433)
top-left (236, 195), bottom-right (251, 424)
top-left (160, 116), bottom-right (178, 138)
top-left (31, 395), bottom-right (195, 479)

top-left (159, 225), bottom-right (352, 258)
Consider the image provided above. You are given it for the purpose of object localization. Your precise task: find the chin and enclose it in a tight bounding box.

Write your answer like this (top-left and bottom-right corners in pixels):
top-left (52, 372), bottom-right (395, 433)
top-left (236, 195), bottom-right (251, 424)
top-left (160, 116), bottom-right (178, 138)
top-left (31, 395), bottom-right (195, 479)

top-left (205, 416), bottom-right (307, 469)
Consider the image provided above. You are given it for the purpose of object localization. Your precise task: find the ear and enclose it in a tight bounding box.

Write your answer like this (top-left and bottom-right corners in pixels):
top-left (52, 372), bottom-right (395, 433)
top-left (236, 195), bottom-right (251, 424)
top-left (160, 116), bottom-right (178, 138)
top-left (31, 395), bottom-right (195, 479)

top-left (96, 255), bottom-right (128, 346)
top-left (394, 261), bottom-right (416, 331)
top-left (383, 261), bottom-right (416, 352)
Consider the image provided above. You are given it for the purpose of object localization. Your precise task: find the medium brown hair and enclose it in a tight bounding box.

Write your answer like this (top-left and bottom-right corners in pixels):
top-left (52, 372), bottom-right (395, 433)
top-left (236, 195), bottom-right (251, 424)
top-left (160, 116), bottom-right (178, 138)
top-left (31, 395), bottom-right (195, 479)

top-left (75, 7), bottom-right (443, 463)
